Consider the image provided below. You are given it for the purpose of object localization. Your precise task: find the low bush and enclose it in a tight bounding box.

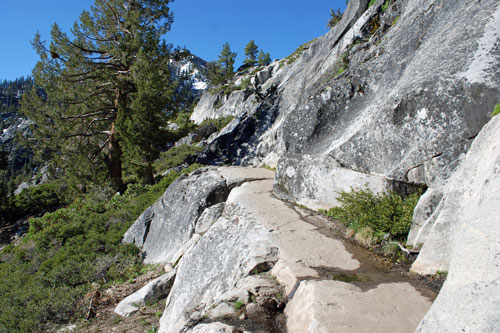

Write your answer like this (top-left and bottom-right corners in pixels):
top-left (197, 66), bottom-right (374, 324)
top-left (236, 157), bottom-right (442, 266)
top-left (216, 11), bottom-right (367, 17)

top-left (492, 104), bottom-right (500, 117)
top-left (1, 181), bottom-right (69, 228)
top-left (198, 116), bottom-right (235, 132)
top-left (320, 188), bottom-right (420, 243)
top-left (153, 145), bottom-right (204, 174)
top-left (0, 164), bottom-right (202, 332)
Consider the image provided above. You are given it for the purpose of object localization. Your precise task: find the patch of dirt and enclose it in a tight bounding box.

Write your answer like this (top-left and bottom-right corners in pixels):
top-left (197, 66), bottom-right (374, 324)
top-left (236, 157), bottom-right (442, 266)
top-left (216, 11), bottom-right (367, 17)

top-left (56, 268), bottom-right (165, 333)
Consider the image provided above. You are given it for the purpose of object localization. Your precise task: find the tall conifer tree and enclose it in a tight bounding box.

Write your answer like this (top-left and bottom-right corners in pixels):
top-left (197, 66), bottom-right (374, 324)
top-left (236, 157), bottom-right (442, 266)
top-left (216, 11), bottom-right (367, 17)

top-left (22, 0), bottom-right (175, 189)
top-left (257, 50), bottom-right (271, 66)
top-left (217, 42), bottom-right (236, 82)
top-left (243, 40), bottom-right (258, 67)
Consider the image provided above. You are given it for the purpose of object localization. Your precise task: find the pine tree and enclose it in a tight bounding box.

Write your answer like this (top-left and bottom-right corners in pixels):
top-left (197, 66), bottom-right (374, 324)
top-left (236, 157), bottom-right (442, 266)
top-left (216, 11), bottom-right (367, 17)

top-left (217, 42), bottom-right (237, 82)
top-left (205, 61), bottom-right (225, 87)
top-left (243, 40), bottom-right (259, 67)
top-left (21, 0), bottom-right (175, 189)
top-left (120, 45), bottom-right (173, 184)
top-left (257, 50), bottom-right (271, 66)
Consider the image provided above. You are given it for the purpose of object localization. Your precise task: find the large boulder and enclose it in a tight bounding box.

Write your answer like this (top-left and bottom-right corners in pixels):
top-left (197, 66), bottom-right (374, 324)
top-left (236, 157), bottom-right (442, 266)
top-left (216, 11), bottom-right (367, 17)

top-left (123, 167), bottom-right (274, 265)
top-left (124, 168), bottom-right (228, 264)
top-left (114, 269), bottom-right (176, 317)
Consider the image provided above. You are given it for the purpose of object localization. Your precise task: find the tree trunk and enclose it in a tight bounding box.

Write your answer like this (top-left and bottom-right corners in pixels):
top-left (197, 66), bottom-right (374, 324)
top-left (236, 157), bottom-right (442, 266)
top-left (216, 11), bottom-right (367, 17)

top-left (145, 163), bottom-right (155, 185)
top-left (108, 121), bottom-right (123, 191)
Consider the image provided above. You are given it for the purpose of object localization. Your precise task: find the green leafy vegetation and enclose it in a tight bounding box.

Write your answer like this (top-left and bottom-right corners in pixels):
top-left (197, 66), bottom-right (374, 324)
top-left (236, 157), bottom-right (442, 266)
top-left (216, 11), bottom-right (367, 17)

top-left (244, 40), bottom-right (259, 67)
top-left (198, 116), bottom-right (235, 132)
top-left (282, 39), bottom-right (317, 67)
top-left (1, 181), bottom-right (68, 227)
top-left (368, 0), bottom-right (377, 8)
top-left (327, 8), bottom-right (343, 28)
top-left (21, 0), bottom-right (182, 190)
top-left (0, 77), bottom-right (34, 115)
top-left (233, 300), bottom-right (245, 310)
top-left (332, 273), bottom-right (372, 283)
top-left (320, 188), bottom-right (420, 243)
top-left (153, 145), bottom-right (204, 174)
top-left (492, 104), bottom-right (500, 117)
top-left (381, 0), bottom-right (390, 12)
top-left (206, 43), bottom-right (237, 87)
top-left (0, 164), bottom-right (202, 332)
top-left (257, 50), bottom-right (272, 66)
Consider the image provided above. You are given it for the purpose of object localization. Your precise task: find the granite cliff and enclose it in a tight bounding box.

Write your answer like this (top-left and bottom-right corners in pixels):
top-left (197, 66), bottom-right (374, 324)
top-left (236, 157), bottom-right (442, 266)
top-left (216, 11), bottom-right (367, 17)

top-left (119, 0), bottom-right (500, 331)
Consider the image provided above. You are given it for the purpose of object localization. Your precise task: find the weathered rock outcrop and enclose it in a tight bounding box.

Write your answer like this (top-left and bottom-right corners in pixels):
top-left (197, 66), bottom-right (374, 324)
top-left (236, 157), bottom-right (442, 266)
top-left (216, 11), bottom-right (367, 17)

top-left (121, 0), bottom-right (500, 331)
top-left (123, 167), bottom-right (273, 265)
top-left (412, 116), bottom-right (500, 332)
top-left (286, 280), bottom-right (431, 333)
top-left (114, 269), bottom-right (176, 317)
top-left (191, 0), bottom-right (499, 207)
top-left (124, 167), bottom-right (434, 332)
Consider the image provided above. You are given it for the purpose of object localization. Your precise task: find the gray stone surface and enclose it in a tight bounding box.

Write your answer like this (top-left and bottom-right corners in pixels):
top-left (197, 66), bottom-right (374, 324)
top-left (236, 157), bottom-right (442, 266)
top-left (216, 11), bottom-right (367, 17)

top-left (189, 323), bottom-right (237, 333)
top-left (274, 157), bottom-right (390, 210)
top-left (127, 0), bottom-right (500, 331)
top-left (286, 280), bottom-right (432, 333)
top-left (189, 0), bottom-right (500, 210)
top-left (412, 116), bottom-right (500, 332)
top-left (195, 203), bottom-right (224, 234)
top-left (190, 89), bottom-right (253, 125)
top-left (124, 167), bottom-right (274, 266)
top-left (159, 174), bottom-right (358, 332)
top-left (206, 302), bottom-right (235, 320)
top-left (122, 207), bottom-right (154, 248)
top-left (114, 269), bottom-right (176, 317)
top-left (124, 169), bottom-right (228, 264)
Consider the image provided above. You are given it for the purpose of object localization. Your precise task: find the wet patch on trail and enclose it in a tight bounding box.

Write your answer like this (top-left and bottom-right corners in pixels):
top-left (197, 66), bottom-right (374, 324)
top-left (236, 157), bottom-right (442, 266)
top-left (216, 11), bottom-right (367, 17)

top-left (287, 202), bottom-right (444, 300)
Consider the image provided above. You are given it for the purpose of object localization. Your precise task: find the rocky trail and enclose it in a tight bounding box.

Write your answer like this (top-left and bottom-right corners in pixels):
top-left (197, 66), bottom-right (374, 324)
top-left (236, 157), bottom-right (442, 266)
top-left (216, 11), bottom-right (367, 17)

top-left (78, 0), bottom-right (500, 331)
top-left (107, 167), bottom-right (439, 333)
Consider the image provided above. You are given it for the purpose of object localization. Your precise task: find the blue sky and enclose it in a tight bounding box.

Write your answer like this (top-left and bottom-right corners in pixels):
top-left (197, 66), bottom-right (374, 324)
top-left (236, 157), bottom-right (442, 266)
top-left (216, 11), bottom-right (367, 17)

top-left (0, 0), bottom-right (346, 81)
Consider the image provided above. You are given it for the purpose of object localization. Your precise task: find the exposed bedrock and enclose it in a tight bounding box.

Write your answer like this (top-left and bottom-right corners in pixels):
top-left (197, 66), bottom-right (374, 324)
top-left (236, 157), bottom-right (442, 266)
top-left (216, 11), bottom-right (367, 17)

top-left (414, 116), bottom-right (500, 332)
top-left (120, 0), bottom-right (500, 331)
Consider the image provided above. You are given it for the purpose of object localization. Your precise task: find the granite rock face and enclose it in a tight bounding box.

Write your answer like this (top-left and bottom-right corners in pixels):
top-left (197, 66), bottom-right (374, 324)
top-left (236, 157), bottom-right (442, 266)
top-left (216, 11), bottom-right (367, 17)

top-left (124, 169), bottom-right (228, 264)
top-left (286, 280), bottom-right (432, 333)
top-left (154, 169), bottom-right (432, 333)
top-left (121, 0), bottom-right (500, 331)
top-left (190, 0), bottom-right (500, 207)
top-left (413, 116), bottom-right (500, 332)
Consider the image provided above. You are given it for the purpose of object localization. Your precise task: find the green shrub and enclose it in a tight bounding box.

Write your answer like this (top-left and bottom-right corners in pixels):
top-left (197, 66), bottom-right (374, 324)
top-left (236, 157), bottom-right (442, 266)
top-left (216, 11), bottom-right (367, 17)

top-left (233, 300), bottom-right (245, 310)
top-left (327, 8), bottom-right (343, 28)
top-left (320, 188), bottom-right (420, 242)
top-left (153, 145), bottom-right (204, 174)
top-left (198, 116), bottom-right (235, 131)
top-left (492, 104), bottom-right (500, 117)
top-left (0, 164), bottom-right (202, 332)
top-left (282, 39), bottom-right (317, 67)
top-left (1, 181), bottom-right (69, 229)
top-left (368, 0), bottom-right (377, 8)
top-left (381, 0), bottom-right (390, 12)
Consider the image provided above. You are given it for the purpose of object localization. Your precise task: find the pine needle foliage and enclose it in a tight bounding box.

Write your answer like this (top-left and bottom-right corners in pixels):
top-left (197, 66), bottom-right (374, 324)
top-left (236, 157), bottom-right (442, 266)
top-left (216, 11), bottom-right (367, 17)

top-left (21, 0), bottom-right (178, 190)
